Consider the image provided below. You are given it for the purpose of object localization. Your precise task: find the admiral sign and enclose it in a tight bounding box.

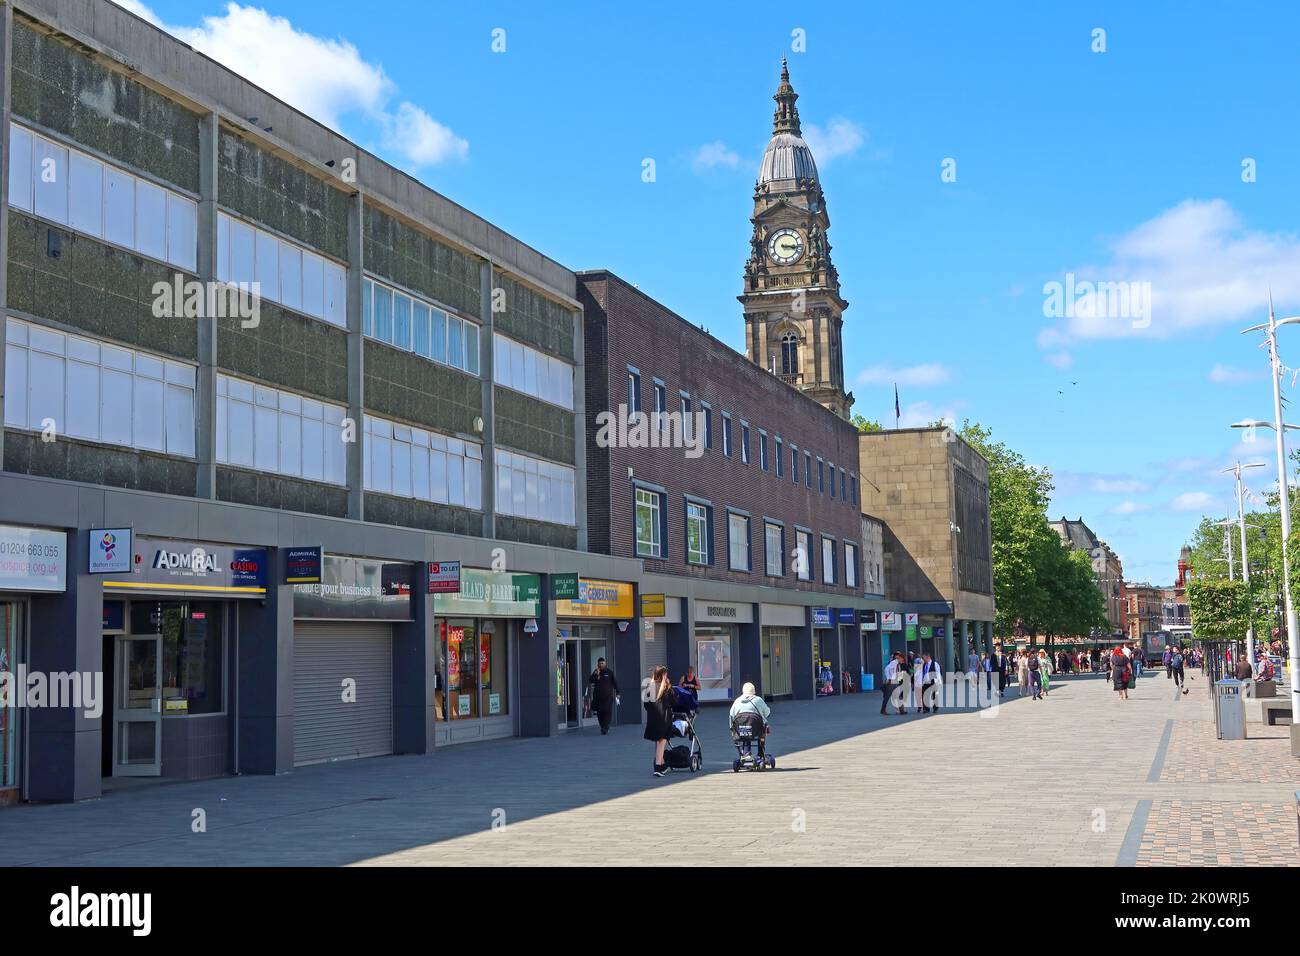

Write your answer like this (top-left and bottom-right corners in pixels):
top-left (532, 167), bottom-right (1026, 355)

top-left (102, 537), bottom-right (267, 597)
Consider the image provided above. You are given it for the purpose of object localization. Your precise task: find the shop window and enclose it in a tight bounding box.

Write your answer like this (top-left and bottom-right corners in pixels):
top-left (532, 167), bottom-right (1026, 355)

top-left (0, 603), bottom-right (19, 789)
top-left (479, 620), bottom-right (509, 718)
top-left (444, 620), bottom-right (478, 719)
top-left (765, 522), bottom-right (784, 577)
top-left (129, 601), bottom-right (224, 716)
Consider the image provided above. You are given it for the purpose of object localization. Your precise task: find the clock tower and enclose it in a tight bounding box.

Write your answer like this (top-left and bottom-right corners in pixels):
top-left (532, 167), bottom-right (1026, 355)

top-left (740, 59), bottom-right (852, 419)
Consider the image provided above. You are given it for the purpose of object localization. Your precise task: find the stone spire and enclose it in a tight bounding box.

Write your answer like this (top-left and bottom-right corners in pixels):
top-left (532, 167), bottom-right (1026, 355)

top-left (772, 56), bottom-right (801, 135)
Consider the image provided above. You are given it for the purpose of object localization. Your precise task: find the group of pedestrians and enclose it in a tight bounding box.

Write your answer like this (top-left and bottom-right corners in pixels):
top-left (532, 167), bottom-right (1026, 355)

top-left (879, 650), bottom-right (947, 714)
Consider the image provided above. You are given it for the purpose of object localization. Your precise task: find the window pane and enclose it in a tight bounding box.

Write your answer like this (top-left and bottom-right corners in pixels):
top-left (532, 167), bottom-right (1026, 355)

top-left (301, 251), bottom-right (325, 318)
top-left (66, 360), bottom-right (99, 440)
top-left (412, 302), bottom-right (429, 357)
top-left (33, 137), bottom-right (69, 224)
top-left (392, 438), bottom-right (412, 497)
top-left (278, 410), bottom-right (301, 476)
top-left (374, 285), bottom-right (392, 343)
top-left (522, 346), bottom-right (537, 395)
top-left (412, 445), bottom-right (430, 500)
top-left (302, 418), bottom-right (324, 481)
top-left (135, 180), bottom-right (167, 261)
top-left (465, 453), bottom-right (482, 509)
top-left (166, 384), bottom-right (195, 457)
top-left (101, 369), bottom-right (132, 447)
top-left (465, 323), bottom-right (480, 375)
top-left (324, 416), bottom-right (345, 484)
top-left (133, 375), bottom-right (165, 451)
top-left (448, 317), bottom-right (464, 370)
top-left (278, 242), bottom-right (302, 312)
top-left (167, 194), bottom-right (197, 272)
top-left (227, 398), bottom-right (254, 467)
top-left (393, 294), bottom-right (411, 351)
top-left (69, 153), bottom-right (104, 238)
top-left (253, 404), bottom-right (277, 470)
top-left (230, 219), bottom-right (255, 284)
top-left (324, 262), bottom-right (346, 327)
top-left (430, 310), bottom-right (447, 363)
top-left (254, 230), bottom-right (280, 303)
top-left (104, 167), bottom-right (135, 249)
top-left (430, 448), bottom-right (448, 503)
top-left (8, 126), bottom-right (33, 213)
top-left (27, 351), bottom-right (63, 431)
top-left (4, 343), bottom-right (28, 427)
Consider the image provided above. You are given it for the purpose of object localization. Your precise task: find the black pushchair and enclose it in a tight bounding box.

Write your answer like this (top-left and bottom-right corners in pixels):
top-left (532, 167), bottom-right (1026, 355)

top-left (663, 686), bottom-right (702, 773)
top-left (730, 711), bottom-right (775, 772)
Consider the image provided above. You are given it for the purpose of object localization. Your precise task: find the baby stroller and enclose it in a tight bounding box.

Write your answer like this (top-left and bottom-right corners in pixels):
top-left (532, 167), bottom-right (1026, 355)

top-left (730, 711), bottom-right (775, 772)
top-left (663, 686), bottom-right (702, 773)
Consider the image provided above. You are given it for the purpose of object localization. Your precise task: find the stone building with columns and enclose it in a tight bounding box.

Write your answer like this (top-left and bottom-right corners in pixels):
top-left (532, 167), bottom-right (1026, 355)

top-left (857, 426), bottom-right (996, 676)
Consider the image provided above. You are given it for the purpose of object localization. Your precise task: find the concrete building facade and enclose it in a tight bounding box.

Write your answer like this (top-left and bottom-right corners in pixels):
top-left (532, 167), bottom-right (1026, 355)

top-left (856, 427), bottom-right (995, 678)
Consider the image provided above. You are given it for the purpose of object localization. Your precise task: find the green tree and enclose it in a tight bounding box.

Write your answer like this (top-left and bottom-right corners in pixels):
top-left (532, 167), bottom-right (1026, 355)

top-left (852, 415), bottom-right (883, 433)
top-left (1187, 578), bottom-right (1250, 641)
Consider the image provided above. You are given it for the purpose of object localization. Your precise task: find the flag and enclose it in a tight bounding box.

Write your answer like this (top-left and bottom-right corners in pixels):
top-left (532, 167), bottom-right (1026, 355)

top-left (894, 384), bottom-right (900, 423)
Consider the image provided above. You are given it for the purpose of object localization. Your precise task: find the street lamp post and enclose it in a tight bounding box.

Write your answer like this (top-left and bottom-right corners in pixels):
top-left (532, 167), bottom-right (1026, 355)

top-left (1221, 463), bottom-right (1267, 668)
top-left (1236, 297), bottom-right (1300, 723)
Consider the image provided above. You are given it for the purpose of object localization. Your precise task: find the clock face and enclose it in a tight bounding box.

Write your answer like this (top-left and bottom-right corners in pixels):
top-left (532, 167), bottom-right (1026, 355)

top-left (767, 228), bottom-right (804, 265)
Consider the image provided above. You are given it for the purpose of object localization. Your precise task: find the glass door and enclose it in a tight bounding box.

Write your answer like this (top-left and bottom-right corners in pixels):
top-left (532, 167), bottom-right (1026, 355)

top-left (113, 634), bottom-right (162, 776)
top-left (555, 638), bottom-right (569, 729)
top-left (578, 635), bottom-right (608, 729)
top-left (565, 638), bottom-right (581, 727)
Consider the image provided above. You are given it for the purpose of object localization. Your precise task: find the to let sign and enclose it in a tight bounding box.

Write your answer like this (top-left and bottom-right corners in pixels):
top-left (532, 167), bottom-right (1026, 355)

top-left (427, 561), bottom-right (463, 594)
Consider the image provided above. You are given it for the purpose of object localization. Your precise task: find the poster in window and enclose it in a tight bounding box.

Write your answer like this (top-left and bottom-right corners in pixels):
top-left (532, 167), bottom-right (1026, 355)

top-left (479, 633), bottom-right (491, 688)
top-left (447, 626), bottom-right (464, 691)
top-left (697, 640), bottom-right (725, 681)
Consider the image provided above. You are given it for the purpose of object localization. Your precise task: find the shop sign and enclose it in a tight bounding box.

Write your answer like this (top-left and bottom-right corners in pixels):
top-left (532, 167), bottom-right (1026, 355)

top-left (524, 619), bottom-right (539, 634)
top-left (434, 569), bottom-right (541, 617)
top-left (551, 572), bottom-right (579, 601)
top-left (0, 525), bottom-right (67, 593)
top-left (934, 626), bottom-right (946, 638)
top-left (860, 610), bottom-right (879, 632)
top-left (920, 625), bottom-right (932, 638)
top-left (555, 578), bottom-right (634, 619)
top-left (292, 555), bottom-right (412, 620)
top-left (836, 607), bottom-right (856, 625)
top-left (641, 593), bottom-right (666, 618)
top-left (103, 537), bottom-right (266, 597)
top-left (697, 601), bottom-right (753, 624)
top-left (905, 612), bottom-right (919, 626)
top-left (285, 546), bottom-right (323, 584)
top-left (427, 560), bottom-right (462, 594)
top-left (88, 528), bottom-right (132, 574)
top-left (811, 607), bottom-right (832, 628)
top-left (880, 611), bottom-right (902, 631)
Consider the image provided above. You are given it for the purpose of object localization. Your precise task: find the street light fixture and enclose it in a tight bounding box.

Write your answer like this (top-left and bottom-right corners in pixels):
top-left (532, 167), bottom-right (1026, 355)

top-left (1221, 462), bottom-right (1268, 666)
top-left (1236, 296), bottom-right (1300, 720)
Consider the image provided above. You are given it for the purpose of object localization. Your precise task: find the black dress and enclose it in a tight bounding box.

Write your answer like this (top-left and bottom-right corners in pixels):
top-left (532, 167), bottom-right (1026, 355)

top-left (643, 694), bottom-right (673, 742)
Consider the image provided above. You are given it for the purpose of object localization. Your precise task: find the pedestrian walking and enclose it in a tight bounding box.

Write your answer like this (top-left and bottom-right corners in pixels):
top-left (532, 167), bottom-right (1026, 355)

top-left (880, 651), bottom-right (909, 715)
top-left (1171, 646), bottom-right (1187, 695)
top-left (587, 657), bottom-right (621, 735)
top-left (1027, 651), bottom-right (1042, 700)
top-left (991, 647), bottom-right (1008, 697)
top-left (921, 653), bottom-right (942, 712)
top-left (1163, 646), bottom-right (1173, 680)
top-left (1037, 649), bottom-right (1052, 697)
top-left (980, 651), bottom-right (993, 697)
top-left (1112, 648), bottom-right (1131, 700)
top-left (1017, 650), bottom-right (1031, 698)
top-left (643, 665), bottom-right (674, 777)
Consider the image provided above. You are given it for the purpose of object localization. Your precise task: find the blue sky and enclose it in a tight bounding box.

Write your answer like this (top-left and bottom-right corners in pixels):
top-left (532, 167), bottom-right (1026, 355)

top-left (120, 0), bottom-right (1300, 584)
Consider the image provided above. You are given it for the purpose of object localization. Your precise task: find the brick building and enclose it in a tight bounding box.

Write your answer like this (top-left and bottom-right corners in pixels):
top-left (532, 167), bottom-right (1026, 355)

top-left (580, 270), bottom-right (907, 701)
top-left (1049, 516), bottom-right (1125, 633)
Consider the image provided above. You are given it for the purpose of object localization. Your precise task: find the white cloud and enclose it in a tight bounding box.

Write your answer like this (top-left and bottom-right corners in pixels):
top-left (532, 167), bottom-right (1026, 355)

top-left (110, 1), bottom-right (464, 168)
top-left (802, 118), bottom-right (866, 166)
top-left (381, 103), bottom-right (468, 165)
top-left (1208, 362), bottom-right (1263, 384)
top-left (855, 363), bottom-right (950, 387)
top-left (1170, 491), bottom-right (1215, 512)
top-left (1110, 501), bottom-right (1150, 515)
top-left (897, 401), bottom-right (960, 428)
top-left (1044, 350), bottom-right (1073, 369)
top-left (691, 141), bottom-right (741, 172)
top-left (1053, 471), bottom-right (1147, 496)
top-left (1038, 199), bottom-right (1300, 346)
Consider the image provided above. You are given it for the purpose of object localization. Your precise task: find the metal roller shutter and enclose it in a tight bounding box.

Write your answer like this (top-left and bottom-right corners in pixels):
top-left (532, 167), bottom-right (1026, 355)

top-left (293, 622), bottom-right (393, 766)
top-left (643, 627), bottom-right (667, 676)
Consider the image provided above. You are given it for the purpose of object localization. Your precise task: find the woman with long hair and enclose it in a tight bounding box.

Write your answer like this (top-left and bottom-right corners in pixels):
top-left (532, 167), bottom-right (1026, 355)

top-left (644, 665), bottom-right (675, 777)
top-left (1112, 647), bottom-right (1131, 700)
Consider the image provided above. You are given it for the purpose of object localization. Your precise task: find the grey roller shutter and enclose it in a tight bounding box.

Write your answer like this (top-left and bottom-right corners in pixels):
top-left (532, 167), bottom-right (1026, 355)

top-left (293, 622), bottom-right (393, 766)
top-left (643, 628), bottom-right (667, 675)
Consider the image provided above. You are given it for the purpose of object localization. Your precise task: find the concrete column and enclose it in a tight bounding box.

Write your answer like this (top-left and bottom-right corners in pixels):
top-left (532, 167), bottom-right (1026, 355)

top-left (613, 607), bottom-right (639, 726)
top-left (943, 615), bottom-right (955, 676)
top-left (960, 620), bottom-right (971, 665)
top-left (0, 1), bottom-right (12, 469)
top-left (518, 573), bottom-right (558, 737)
top-left (26, 534), bottom-right (102, 802)
top-left (194, 111), bottom-right (219, 498)
top-left (736, 606), bottom-right (762, 696)
top-left (666, 599), bottom-right (691, 685)
top-left (479, 263), bottom-right (496, 539)
top-left (345, 192), bottom-right (366, 520)
top-left (791, 617), bottom-right (815, 700)
top-left (236, 557), bottom-right (294, 774)
top-left (842, 622), bottom-right (862, 692)
top-left (392, 561), bottom-right (434, 753)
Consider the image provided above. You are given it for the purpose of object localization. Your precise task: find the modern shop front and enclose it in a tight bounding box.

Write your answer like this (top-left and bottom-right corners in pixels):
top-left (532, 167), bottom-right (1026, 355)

top-left (555, 578), bottom-right (634, 729)
top-left (758, 603), bottom-right (800, 699)
top-left (100, 535), bottom-right (267, 781)
top-left (290, 554), bottom-right (412, 766)
top-left (639, 593), bottom-right (679, 680)
top-left (811, 606), bottom-right (838, 696)
top-left (0, 523), bottom-right (68, 802)
top-left (692, 601), bottom-right (752, 702)
top-left (432, 568), bottom-right (539, 745)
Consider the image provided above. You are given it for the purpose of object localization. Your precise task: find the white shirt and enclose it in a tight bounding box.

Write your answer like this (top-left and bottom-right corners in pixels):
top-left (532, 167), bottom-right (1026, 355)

top-left (884, 659), bottom-right (900, 682)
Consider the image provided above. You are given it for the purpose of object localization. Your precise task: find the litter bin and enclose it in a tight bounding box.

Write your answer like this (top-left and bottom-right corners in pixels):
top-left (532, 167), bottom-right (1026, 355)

top-left (1215, 678), bottom-right (1247, 740)
top-left (861, 670), bottom-right (874, 692)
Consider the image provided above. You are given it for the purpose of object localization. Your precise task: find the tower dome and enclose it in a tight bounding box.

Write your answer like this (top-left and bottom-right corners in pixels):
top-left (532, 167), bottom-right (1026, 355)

top-left (757, 58), bottom-right (819, 186)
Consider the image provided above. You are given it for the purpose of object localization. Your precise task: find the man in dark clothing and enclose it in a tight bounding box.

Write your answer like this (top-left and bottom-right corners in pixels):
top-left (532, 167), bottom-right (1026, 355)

top-left (588, 657), bottom-right (621, 734)
top-left (990, 648), bottom-right (1008, 697)
top-left (1234, 656), bottom-right (1254, 682)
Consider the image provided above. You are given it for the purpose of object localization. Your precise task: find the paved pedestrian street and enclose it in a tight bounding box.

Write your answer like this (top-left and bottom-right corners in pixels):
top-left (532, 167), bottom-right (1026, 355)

top-left (3, 669), bottom-right (1296, 867)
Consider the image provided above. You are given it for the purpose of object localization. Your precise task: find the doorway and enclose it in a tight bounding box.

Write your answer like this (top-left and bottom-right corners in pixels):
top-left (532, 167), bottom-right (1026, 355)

top-left (557, 625), bottom-right (609, 729)
top-left (112, 633), bottom-right (162, 776)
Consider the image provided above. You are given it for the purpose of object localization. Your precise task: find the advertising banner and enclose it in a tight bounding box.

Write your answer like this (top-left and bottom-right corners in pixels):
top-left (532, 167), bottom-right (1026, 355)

top-left (292, 555), bottom-right (412, 620)
top-left (0, 525), bottom-right (67, 593)
top-left (103, 537), bottom-right (266, 597)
